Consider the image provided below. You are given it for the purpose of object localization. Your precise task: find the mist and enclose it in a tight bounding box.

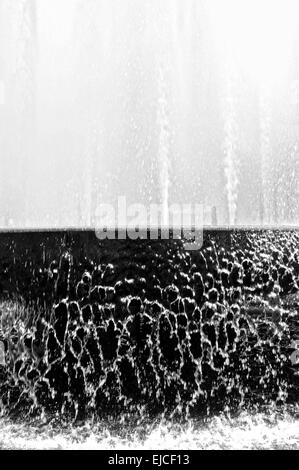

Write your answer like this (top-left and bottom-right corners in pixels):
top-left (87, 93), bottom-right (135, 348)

top-left (0, 0), bottom-right (298, 228)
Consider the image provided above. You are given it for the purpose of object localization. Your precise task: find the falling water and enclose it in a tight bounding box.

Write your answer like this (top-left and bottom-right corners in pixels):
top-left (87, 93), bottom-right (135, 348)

top-left (0, 0), bottom-right (298, 227)
top-left (157, 65), bottom-right (170, 226)
top-left (1, 229), bottom-right (299, 449)
top-left (0, 0), bottom-right (37, 227)
top-left (17, 0), bottom-right (36, 227)
top-left (0, 2), bottom-right (299, 448)
top-left (260, 86), bottom-right (273, 225)
top-left (223, 55), bottom-right (239, 226)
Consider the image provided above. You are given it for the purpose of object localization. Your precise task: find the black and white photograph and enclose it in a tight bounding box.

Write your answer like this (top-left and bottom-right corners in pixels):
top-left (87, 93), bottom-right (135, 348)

top-left (0, 0), bottom-right (299, 454)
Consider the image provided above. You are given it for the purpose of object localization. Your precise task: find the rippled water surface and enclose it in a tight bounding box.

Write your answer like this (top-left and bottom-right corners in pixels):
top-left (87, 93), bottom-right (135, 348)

top-left (1, 411), bottom-right (299, 450)
top-left (1, 230), bottom-right (299, 450)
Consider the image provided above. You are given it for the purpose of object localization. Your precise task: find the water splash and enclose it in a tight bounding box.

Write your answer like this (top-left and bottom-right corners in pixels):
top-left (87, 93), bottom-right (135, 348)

top-left (1, 410), bottom-right (299, 449)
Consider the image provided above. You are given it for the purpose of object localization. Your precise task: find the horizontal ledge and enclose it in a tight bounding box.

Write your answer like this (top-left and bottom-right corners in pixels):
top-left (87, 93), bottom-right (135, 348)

top-left (0, 225), bottom-right (298, 234)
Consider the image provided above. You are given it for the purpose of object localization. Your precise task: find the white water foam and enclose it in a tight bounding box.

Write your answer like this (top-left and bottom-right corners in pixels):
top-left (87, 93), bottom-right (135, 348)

top-left (1, 412), bottom-right (299, 450)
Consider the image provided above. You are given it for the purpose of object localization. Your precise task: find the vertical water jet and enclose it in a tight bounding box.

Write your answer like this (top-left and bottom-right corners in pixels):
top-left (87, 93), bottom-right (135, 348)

top-left (259, 86), bottom-right (272, 225)
top-left (223, 55), bottom-right (239, 226)
top-left (157, 65), bottom-right (171, 227)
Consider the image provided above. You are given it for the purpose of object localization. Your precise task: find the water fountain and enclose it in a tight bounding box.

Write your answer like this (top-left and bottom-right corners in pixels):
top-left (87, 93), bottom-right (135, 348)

top-left (0, 0), bottom-right (299, 451)
top-left (0, 0), bottom-right (297, 227)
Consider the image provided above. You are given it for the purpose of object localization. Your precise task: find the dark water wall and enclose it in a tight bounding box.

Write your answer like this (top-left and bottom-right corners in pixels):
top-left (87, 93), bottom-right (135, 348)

top-left (0, 229), bottom-right (231, 299)
top-left (0, 228), bottom-right (294, 301)
top-left (0, 228), bottom-right (298, 424)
